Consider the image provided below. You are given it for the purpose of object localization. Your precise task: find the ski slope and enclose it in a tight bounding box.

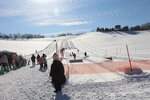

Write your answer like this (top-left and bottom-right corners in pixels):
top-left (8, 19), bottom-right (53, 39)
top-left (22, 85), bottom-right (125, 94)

top-left (1, 31), bottom-right (150, 100)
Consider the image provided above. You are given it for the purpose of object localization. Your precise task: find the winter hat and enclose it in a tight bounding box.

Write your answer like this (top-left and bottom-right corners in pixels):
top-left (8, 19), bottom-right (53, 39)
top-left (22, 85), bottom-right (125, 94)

top-left (53, 53), bottom-right (59, 60)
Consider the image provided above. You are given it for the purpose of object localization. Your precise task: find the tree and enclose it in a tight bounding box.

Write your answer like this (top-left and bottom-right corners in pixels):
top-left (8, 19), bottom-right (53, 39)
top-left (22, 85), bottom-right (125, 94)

top-left (115, 25), bottom-right (121, 31)
top-left (130, 25), bottom-right (141, 31)
top-left (111, 28), bottom-right (115, 31)
top-left (141, 23), bottom-right (150, 30)
top-left (122, 26), bottom-right (129, 31)
top-left (96, 27), bottom-right (100, 32)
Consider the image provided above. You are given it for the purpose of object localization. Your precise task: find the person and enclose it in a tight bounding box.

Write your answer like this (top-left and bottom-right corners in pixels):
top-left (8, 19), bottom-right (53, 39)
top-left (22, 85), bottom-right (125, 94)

top-left (27, 59), bottom-right (30, 65)
top-left (39, 54), bottom-right (47, 70)
top-left (73, 53), bottom-right (76, 59)
top-left (42, 54), bottom-right (47, 69)
top-left (0, 54), bottom-right (8, 71)
top-left (37, 54), bottom-right (40, 65)
top-left (31, 54), bottom-right (36, 66)
top-left (60, 48), bottom-right (65, 59)
top-left (0, 53), bottom-right (2, 68)
top-left (84, 52), bottom-right (87, 57)
top-left (49, 53), bottom-right (66, 93)
top-left (69, 52), bottom-right (72, 56)
top-left (39, 56), bottom-right (43, 70)
top-left (15, 54), bottom-right (19, 68)
top-left (7, 54), bottom-right (13, 70)
top-left (12, 54), bottom-right (17, 69)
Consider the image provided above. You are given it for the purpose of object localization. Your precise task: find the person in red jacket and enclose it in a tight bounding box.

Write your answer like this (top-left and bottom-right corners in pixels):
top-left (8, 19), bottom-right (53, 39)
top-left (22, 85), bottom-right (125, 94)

top-left (38, 55), bottom-right (43, 70)
top-left (37, 54), bottom-right (40, 65)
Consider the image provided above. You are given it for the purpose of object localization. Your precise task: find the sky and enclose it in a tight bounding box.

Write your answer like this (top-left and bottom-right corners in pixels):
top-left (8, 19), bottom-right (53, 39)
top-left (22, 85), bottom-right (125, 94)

top-left (0, 0), bottom-right (150, 35)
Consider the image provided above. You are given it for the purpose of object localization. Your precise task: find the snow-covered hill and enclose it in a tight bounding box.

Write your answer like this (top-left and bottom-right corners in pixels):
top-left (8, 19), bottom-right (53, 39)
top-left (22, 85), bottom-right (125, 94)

top-left (72, 31), bottom-right (150, 60)
top-left (1, 31), bottom-right (150, 100)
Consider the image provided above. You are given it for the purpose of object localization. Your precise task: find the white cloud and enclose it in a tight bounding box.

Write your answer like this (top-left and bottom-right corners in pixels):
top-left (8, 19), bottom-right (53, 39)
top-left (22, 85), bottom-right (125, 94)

top-left (0, 0), bottom-right (91, 26)
top-left (31, 0), bottom-right (54, 4)
top-left (59, 21), bottom-right (89, 26)
top-left (35, 21), bottom-right (89, 26)
top-left (35, 22), bottom-right (51, 26)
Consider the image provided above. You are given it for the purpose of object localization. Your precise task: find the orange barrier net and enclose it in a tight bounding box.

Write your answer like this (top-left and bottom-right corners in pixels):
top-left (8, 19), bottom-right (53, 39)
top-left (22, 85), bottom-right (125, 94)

top-left (64, 60), bottom-right (150, 75)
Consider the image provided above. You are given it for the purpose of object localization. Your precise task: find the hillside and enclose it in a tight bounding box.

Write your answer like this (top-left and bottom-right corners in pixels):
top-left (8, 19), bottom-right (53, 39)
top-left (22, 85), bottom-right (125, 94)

top-left (0, 31), bottom-right (150, 100)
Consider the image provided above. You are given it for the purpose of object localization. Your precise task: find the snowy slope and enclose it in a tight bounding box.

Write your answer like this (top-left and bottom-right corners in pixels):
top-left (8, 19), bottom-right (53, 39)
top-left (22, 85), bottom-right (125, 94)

top-left (1, 64), bottom-right (150, 100)
top-left (0, 39), bottom-right (51, 55)
top-left (72, 31), bottom-right (150, 60)
top-left (1, 31), bottom-right (150, 100)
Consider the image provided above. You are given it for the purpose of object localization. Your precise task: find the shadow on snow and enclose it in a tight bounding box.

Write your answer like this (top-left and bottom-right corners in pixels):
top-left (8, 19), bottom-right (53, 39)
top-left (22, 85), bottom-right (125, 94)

top-left (55, 92), bottom-right (70, 100)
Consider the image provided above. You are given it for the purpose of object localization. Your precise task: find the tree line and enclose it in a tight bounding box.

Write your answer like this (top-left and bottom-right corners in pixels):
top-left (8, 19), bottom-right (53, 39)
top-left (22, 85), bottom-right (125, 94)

top-left (0, 33), bottom-right (44, 39)
top-left (58, 32), bottom-right (86, 37)
top-left (58, 33), bottom-right (73, 37)
top-left (96, 22), bottom-right (150, 32)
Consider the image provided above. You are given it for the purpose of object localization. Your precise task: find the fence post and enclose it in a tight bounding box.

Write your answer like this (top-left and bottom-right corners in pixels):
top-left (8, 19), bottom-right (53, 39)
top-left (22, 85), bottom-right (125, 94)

top-left (126, 45), bottom-right (133, 71)
top-left (56, 42), bottom-right (59, 57)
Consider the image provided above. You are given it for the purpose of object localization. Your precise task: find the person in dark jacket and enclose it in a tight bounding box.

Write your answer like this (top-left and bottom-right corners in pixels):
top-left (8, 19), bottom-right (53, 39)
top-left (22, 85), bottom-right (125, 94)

top-left (7, 54), bottom-right (13, 70)
top-left (73, 53), bottom-right (76, 59)
top-left (41, 54), bottom-right (47, 69)
top-left (49, 53), bottom-right (66, 93)
top-left (31, 54), bottom-right (36, 66)
top-left (84, 52), bottom-right (87, 57)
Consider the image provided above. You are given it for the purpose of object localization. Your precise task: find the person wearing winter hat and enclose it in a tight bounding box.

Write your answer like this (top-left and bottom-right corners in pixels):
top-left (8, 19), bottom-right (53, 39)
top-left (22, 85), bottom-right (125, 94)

top-left (49, 53), bottom-right (66, 93)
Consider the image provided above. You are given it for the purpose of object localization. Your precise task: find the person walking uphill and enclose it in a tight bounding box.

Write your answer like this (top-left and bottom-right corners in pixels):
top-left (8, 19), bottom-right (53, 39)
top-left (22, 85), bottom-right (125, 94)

top-left (37, 54), bottom-right (40, 65)
top-left (31, 54), bottom-right (36, 66)
top-left (49, 53), bottom-right (66, 93)
top-left (41, 54), bottom-right (47, 69)
top-left (73, 53), bottom-right (76, 59)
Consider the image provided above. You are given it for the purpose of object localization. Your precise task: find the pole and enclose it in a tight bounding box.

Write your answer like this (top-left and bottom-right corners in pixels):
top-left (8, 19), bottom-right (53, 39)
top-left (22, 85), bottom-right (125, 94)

top-left (56, 42), bottom-right (58, 54)
top-left (126, 45), bottom-right (132, 71)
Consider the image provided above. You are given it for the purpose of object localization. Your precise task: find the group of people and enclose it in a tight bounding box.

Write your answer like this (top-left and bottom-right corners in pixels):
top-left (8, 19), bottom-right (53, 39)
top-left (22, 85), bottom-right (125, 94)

top-left (1, 49), bottom-right (87, 93)
top-left (31, 54), bottom-right (48, 70)
top-left (70, 52), bottom-right (77, 59)
top-left (49, 51), bottom-right (87, 93)
top-left (0, 52), bottom-right (26, 72)
top-left (70, 51), bottom-right (88, 59)
top-left (30, 53), bottom-right (66, 93)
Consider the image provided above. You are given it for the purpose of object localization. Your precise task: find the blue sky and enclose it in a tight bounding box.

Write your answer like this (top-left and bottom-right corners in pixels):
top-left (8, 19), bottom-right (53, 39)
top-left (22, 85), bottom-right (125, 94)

top-left (0, 0), bottom-right (150, 35)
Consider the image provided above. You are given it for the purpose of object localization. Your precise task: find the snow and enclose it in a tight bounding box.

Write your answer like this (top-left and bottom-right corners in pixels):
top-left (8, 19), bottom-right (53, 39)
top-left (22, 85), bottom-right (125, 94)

top-left (68, 73), bottom-right (124, 83)
top-left (72, 31), bottom-right (150, 60)
top-left (0, 39), bottom-right (51, 55)
top-left (1, 31), bottom-right (150, 100)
